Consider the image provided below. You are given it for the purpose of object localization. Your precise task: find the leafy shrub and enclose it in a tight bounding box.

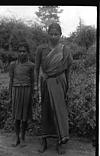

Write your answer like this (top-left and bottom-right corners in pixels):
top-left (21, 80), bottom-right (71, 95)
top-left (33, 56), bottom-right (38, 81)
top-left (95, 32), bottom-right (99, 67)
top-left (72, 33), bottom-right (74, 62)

top-left (84, 44), bottom-right (96, 68)
top-left (69, 42), bottom-right (87, 60)
top-left (0, 49), bottom-right (17, 72)
top-left (27, 97), bottom-right (41, 135)
top-left (68, 53), bottom-right (96, 137)
top-left (0, 87), bottom-right (9, 128)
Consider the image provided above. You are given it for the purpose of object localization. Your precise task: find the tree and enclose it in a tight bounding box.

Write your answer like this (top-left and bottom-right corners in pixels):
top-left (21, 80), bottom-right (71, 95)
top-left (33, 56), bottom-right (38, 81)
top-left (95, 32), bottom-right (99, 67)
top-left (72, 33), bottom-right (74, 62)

top-left (0, 18), bottom-right (33, 51)
top-left (67, 18), bottom-right (96, 50)
top-left (35, 6), bottom-right (63, 31)
top-left (76, 25), bottom-right (96, 50)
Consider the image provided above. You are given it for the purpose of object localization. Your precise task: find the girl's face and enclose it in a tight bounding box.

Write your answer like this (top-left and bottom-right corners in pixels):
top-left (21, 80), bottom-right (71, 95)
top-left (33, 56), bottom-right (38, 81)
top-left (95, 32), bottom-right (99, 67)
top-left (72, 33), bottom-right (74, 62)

top-left (48, 28), bottom-right (61, 44)
top-left (18, 46), bottom-right (28, 62)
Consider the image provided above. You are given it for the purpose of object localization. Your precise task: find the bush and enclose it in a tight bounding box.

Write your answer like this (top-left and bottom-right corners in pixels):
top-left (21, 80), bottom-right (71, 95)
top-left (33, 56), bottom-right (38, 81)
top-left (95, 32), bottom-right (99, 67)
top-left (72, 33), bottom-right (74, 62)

top-left (69, 43), bottom-right (87, 60)
top-left (0, 49), bottom-right (17, 72)
top-left (0, 87), bottom-right (9, 129)
top-left (68, 54), bottom-right (96, 137)
top-left (84, 44), bottom-right (96, 68)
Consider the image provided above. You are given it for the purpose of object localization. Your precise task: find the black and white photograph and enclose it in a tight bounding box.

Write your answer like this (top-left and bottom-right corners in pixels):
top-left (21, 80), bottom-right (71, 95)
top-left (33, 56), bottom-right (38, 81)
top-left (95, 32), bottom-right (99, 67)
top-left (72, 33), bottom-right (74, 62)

top-left (0, 5), bottom-right (97, 156)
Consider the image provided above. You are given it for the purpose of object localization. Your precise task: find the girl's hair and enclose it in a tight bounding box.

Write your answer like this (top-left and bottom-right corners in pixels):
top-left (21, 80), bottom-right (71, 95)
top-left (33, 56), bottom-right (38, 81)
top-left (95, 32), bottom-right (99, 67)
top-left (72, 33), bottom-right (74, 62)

top-left (47, 23), bottom-right (62, 35)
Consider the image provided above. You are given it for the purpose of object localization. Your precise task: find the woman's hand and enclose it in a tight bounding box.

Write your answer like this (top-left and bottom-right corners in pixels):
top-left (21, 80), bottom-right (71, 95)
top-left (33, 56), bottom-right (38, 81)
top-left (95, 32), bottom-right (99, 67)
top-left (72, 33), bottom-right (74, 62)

top-left (33, 88), bottom-right (39, 103)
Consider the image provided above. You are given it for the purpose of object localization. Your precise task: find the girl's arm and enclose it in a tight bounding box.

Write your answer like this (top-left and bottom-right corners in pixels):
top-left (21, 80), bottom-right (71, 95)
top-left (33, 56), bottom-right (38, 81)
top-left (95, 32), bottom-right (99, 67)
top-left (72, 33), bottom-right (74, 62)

top-left (30, 64), bottom-right (35, 94)
top-left (9, 62), bottom-right (14, 102)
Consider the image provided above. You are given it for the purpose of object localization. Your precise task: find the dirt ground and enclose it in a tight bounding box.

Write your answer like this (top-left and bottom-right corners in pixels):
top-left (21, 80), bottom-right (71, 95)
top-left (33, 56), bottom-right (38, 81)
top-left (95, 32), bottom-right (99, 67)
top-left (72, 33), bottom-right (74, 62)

top-left (0, 131), bottom-right (96, 156)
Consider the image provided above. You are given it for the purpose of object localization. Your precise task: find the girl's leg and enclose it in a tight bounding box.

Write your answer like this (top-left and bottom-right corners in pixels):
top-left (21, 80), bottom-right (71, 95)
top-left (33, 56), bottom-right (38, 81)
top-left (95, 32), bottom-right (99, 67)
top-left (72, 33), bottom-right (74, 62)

top-left (12, 120), bottom-right (20, 147)
top-left (20, 121), bottom-right (27, 147)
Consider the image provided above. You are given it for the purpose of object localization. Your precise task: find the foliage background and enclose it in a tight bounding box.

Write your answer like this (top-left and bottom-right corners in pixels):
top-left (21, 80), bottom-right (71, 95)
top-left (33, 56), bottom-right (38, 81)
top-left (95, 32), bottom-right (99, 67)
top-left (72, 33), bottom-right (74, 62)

top-left (0, 13), bottom-right (96, 140)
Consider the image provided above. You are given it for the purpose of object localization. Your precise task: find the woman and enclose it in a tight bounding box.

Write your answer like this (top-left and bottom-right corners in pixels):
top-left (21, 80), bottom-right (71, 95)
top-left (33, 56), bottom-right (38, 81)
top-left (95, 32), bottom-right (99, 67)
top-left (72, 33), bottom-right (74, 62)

top-left (35, 23), bottom-right (73, 154)
top-left (9, 41), bottom-right (34, 147)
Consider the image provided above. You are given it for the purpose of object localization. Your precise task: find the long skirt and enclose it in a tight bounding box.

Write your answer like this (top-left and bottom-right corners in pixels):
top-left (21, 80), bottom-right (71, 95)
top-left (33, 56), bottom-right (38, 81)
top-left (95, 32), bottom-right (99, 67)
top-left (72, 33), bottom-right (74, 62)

top-left (40, 72), bottom-right (69, 144)
top-left (11, 86), bottom-right (32, 121)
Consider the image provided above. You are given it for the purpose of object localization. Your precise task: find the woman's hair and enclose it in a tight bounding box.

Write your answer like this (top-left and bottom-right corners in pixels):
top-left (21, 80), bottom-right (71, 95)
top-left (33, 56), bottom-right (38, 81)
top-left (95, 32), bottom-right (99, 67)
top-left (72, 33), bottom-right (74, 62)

top-left (47, 23), bottom-right (62, 35)
top-left (18, 41), bottom-right (30, 53)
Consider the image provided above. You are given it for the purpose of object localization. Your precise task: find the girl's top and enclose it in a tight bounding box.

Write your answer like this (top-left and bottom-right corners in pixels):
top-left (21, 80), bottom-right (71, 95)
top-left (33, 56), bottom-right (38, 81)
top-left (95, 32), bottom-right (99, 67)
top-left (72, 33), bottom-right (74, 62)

top-left (9, 61), bottom-right (34, 87)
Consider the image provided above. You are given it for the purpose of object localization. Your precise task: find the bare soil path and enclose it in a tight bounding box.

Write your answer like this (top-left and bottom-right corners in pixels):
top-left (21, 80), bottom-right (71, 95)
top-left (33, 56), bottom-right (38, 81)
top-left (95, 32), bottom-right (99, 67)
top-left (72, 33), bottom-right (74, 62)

top-left (0, 132), bottom-right (95, 156)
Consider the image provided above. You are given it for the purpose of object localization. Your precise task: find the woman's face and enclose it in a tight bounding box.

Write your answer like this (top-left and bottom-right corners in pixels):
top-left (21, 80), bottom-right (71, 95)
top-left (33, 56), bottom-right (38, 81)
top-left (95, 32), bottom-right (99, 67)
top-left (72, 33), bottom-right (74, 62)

top-left (48, 28), bottom-right (61, 44)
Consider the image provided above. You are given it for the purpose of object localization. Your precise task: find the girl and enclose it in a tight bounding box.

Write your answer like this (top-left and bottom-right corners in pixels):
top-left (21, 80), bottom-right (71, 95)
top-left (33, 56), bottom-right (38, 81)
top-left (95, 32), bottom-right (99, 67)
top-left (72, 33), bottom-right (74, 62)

top-left (9, 42), bottom-right (34, 147)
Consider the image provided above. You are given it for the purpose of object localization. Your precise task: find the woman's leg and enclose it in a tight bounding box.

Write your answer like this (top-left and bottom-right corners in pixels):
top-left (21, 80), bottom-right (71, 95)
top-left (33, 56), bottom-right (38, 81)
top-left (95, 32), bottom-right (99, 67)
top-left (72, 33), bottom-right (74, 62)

top-left (56, 142), bottom-right (66, 155)
top-left (38, 137), bottom-right (47, 153)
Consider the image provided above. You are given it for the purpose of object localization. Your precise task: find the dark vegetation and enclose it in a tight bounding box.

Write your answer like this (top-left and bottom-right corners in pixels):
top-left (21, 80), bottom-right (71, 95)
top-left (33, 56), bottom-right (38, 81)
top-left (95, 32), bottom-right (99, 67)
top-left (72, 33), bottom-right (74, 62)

top-left (0, 15), bottom-right (96, 140)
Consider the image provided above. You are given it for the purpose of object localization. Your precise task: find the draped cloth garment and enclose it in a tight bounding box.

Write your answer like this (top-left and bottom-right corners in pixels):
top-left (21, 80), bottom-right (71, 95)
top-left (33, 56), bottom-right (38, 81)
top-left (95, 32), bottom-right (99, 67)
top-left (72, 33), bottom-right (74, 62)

top-left (35, 43), bottom-right (73, 143)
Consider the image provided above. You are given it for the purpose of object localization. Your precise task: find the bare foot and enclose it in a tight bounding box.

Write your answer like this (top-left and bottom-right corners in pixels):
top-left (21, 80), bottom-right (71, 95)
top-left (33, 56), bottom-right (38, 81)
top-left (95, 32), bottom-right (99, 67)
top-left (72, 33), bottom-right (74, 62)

top-left (20, 140), bottom-right (27, 148)
top-left (56, 143), bottom-right (66, 155)
top-left (38, 138), bottom-right (47, 153)
top-left (11, 139), bottom-right (20, 147)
